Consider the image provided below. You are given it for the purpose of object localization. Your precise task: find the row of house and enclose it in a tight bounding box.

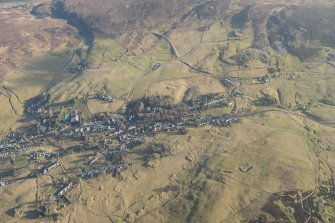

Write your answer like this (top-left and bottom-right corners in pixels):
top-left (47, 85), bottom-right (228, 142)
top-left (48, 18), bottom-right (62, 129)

top-left (0, 144), bottom-right (40, 158)
top-left (148, 63), bottom-right (161, 72)
top-left (193, 116), bottom-right (240, 127)
top-left (57, 182), bottom-right (73, 197)
top-left (30, 152), bottom-right (62, 160)
top-left (30, 161), bottom-right (60, 177)
top-left (95, 94), bottom-right (113, 102)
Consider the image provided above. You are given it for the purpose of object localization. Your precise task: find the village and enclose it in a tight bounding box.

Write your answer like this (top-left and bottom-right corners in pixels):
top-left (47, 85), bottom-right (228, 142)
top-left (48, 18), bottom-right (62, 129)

top-left (0, 91), bottom-right (245, 217)
top-left (0, 93), bottom-right (240, 159)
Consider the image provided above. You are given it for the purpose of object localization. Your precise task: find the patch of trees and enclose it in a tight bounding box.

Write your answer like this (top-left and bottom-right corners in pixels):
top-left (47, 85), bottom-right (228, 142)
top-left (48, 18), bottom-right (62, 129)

top-left (126, 96), bottom-right (186, 121)
top-left (255, 96), bottom-right (277, 106)
top-left (145, 143), bottom-right (171, 161)
top-left (235, 48), bottom-right (271, 66)
top-left (106, 153), bottom-right (124, 165)
top-left (38, 205), bottom-right (49, 218)
top-left (25, 94), bottom-right (50, 115)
